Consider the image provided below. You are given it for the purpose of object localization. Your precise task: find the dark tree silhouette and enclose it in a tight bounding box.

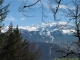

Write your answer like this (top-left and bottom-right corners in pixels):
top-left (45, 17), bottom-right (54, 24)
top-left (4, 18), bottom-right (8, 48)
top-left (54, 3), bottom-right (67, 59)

top-left (0, 22), bottom-right (40, 60)
top-left (0, 0), bottom-right (41, 60)
top-left (0, 0), bottom-right (10, 33)
top-left (0, 0), bottom-right (10, 59)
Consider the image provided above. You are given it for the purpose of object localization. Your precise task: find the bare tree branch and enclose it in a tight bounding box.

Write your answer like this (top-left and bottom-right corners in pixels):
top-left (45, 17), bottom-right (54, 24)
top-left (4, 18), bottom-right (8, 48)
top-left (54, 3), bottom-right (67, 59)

top-left (18, 0), bottom-right (40, 17)
top-left (51, 0), bottom-right (80, 58)
top-left (49, 0), bottom-right (62, 21)
top-left (19, 0), bottom-right (40, 12)
top-left (19, 0), bottom-right (48, 22)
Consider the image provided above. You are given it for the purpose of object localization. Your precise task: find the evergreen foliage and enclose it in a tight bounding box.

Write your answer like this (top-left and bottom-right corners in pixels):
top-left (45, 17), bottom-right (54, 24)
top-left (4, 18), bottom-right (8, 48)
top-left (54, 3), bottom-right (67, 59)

top-left (0, 23), bottom-right (40, 60)
top-left (0, 0), bottom-right (40, 60)
top-left (0, 0), bottom-right (10, 33)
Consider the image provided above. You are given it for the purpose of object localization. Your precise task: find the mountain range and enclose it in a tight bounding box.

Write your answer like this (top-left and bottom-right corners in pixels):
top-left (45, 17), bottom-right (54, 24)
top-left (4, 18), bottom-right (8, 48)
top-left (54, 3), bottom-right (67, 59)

top-left (2, 22), bottom-right (78, 60)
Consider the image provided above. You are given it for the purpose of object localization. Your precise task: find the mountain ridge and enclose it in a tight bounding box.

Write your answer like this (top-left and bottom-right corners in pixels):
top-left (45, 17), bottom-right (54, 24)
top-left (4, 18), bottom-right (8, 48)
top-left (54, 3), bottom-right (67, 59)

top-left (2, 22), bottom-right (78, 60)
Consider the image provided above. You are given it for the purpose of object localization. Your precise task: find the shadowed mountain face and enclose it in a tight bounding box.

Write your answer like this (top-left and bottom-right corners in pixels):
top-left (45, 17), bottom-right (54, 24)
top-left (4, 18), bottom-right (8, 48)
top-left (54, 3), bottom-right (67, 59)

top-left (36, 42), bottom-right (78, 60)
top-left (21, 29), bottom-right (77, 43)
top-left (17, 22), bottom-right (77, 43)
top-left (19, 22), bottom-right (77, 60)
top-left (36, 42), bottom-right (61, 60)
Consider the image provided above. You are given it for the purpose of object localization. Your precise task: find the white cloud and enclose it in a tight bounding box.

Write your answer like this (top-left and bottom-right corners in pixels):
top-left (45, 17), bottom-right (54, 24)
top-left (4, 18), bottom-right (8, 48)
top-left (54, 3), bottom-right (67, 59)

top-left (53, 4), bottom-right (75, 10)
top-left (5, 17), bottom-right (17, 21)
top-left (21, 18), bottom-right (25, 20)
top-left (58, 22), bottom-right (67, 25)
top-left (52, 4), bottom-right (68, 9)
top-left (59, 5), bottom-right (68, 9)
top-left (60, 5), bottom-right (75, 10)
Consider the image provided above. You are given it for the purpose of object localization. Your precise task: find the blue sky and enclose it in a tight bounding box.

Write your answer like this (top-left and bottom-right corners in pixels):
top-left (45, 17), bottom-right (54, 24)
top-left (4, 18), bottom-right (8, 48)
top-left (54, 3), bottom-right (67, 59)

top-left (2, 0), bottom-right (74, 26)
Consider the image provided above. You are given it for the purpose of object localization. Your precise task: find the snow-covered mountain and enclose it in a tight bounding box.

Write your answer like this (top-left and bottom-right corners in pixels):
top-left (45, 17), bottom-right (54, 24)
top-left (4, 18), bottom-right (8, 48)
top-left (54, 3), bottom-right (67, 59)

top-left (19, 22), bottom-right (77, 43)
top-left (2, 22), bottom-right (78, 60)
top-left (2, 22), bottom-right (77, 43)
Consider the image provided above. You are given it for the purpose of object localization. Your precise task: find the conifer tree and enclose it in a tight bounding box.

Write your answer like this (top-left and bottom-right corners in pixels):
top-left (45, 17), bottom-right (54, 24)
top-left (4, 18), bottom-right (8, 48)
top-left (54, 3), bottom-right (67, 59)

top-left (13, 25), bottom-right (23, 60)
top-left (0, 0), bottom-right (10, 33)
top-left (0, 0), bottom-right (10, 59)
top-left (2, 23), bottom-right (15, 60)
top-left (14, 25), bottom-right (40, 60)
top-left (1, 23), bottom-right (40, 60)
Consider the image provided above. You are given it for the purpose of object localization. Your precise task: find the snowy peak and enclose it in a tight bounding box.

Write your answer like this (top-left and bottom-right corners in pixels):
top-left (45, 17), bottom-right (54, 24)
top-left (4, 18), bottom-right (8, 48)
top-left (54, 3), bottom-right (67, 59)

top-left (15, 22), bottom-right (76, 43)
top-left (19, 22), bottom-right (75, 35)
top-left (2, 21), bottom-right (75, 34)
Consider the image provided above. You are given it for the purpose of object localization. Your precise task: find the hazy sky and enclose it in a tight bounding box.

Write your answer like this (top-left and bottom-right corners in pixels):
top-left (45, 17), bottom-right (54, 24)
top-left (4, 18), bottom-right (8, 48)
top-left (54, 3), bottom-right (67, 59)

top-left (2, 0), bottom-right (74, 26)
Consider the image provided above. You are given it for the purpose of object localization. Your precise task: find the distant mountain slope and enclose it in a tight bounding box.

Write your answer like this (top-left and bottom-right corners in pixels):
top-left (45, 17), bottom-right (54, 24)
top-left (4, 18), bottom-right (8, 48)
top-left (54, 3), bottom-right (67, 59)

top-left (19, 22), bottom-right (77, 43)
top-left (2, 22), bottom-right (78, 60)
top-left (2, 22), bottom-right (77, 43)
